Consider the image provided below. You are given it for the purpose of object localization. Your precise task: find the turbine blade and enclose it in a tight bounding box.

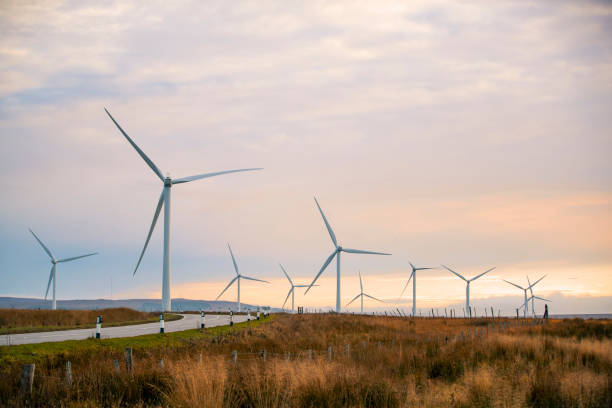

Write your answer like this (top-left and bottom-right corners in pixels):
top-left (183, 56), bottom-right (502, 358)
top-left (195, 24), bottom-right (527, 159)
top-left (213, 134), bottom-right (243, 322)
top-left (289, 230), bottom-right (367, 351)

top-left (398, 271), bottom-right (414, 298)
top-left (442, 265), bottom-right (467, 281)
top-left (279, 263), bottom-right (293, 285)
top-left (416, 267), bottom-right (434, 270)
top-left (527, 276), bottom-right (534, 296)
top-left (345, 294), bottom-right (361, 307)
top-left (133, 190), bottom-right (164, 275)
top-left (29, 229), bottom-right (55, 260)
top-left (104, 108), bottom-right (164, 181)
top-left (470, 267), bottom-right (496, 282)
top-left (534, 296), bottom-right (551, 302)
top-left (503, 279), bottom-right (525, 290)
top-left (314, 197), bottom-right (337, 248)
top-left (294, 284), bottom-right (317, 288)
top-left (528, 274), bottom-right (547, 289)
top-left (364, 293), bottom-right (385, 303)
top-left (44, 265), bottom-right (53, 299)
top-left (359, 271), bottom-right (363, 293)
top-left (57, 252), bottom-right (98, 263)
top-left (216, 276), bottom-right (238, 300)
top-left (305, 251), bottom-right (337, 294)
top-left (172, 168), bottom-right (263, 184)
top-left (228, 243), bottom-right (239, 275)
top-left (282, 288), bottom-right (292, 310)
top-left (240, 275), bottom-right (269, 283)
top-left (342, 248), bottom-right (391, 255)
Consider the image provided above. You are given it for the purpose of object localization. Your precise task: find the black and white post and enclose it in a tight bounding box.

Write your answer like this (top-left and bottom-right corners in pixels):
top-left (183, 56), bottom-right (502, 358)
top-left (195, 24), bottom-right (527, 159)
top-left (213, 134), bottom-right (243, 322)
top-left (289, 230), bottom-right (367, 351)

top-left (96, 315), bottom-right (101, 339)
top-left (200, 310), bottom-right (205, 329)
top-left (159, 313), bottom-right (165, 334)
top-left (229, 310), bottom-right (234, 327)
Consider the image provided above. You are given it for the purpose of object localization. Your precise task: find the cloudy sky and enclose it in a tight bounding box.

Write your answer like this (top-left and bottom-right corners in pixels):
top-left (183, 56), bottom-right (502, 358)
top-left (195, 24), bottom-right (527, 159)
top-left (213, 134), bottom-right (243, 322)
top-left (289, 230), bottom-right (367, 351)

top-left (1, 0), bottom-right (611, 314)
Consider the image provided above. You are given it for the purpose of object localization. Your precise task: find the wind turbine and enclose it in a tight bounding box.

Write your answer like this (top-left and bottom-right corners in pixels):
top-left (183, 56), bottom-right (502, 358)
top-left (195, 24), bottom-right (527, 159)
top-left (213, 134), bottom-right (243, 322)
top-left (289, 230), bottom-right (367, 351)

top-left (345, 271), bottom-right (385, 314)
top-left (29, 229), bottom-right (97, 310)
top-left (280, 263), bottom-right (314, 313)
top-left (104, 108), bottom-right (262, 312)
top-left (527, 275), bottom-right (547, 317)
top-left (442, 265), bottom-right (495, 318)
top-left (305, 197), bottom-right (391, 313)
top-left (503, 275), bottom-right (546, 318)
top-left (216, 244), bottom-right (269, 312)
top-left (399, 262), bottom-right (435, 316)
top-left (519, 295), bottom-right (551, 316)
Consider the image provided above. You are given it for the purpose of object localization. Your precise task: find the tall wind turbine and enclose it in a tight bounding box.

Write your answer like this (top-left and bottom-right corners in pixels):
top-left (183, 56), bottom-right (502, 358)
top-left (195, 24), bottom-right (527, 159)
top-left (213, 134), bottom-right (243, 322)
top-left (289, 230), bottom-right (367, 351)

top-left (305, 197), bottom-right (391, 313)
top-left (345, 271), bottom-right (385, 313)
top-left (280, 263), bottom-right (313, 313)
top-left (442, 265), bottom-right (495, 317)
top-left (29, 229), bottom-right (97, 310)
top-left (503, 275), bottom-right (546, 318)
top-left (216, 244), bottom-right (269, 312)
top-left (105, 108), bottom-right (261, 312)
top-left (399, 262), bottom-right (435, 316)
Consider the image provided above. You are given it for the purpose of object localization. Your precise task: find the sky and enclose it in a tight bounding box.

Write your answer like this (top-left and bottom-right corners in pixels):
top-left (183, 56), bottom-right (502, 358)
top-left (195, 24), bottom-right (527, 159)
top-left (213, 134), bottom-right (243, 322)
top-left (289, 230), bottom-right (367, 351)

top-left (0, 0), bottom-right (611, 315)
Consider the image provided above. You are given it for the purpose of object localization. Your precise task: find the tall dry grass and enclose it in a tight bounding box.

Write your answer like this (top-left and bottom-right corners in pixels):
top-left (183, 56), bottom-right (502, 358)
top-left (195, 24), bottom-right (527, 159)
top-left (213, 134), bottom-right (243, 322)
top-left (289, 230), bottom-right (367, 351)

top-left (1, 314), bottom-right (610, 407)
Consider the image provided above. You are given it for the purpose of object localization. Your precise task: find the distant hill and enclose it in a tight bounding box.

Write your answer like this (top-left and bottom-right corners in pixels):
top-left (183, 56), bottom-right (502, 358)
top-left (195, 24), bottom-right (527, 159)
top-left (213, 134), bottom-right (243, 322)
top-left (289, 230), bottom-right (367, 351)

top-left (0, 297), bottom-right (278, 312)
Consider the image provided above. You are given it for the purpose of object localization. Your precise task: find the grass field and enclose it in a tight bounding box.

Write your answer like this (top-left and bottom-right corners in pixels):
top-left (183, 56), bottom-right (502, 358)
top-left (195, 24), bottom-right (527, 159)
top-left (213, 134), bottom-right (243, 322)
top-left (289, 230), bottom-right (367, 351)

top-left (0, 314), bottom-right (609, 407)
top-left (0, 308), bottom-right (181, 335)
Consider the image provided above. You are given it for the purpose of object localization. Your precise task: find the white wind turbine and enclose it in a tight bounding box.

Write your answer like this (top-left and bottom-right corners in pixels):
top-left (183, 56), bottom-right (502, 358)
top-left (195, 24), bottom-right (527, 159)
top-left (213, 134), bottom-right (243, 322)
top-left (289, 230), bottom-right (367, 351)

top-left (503, 275), bottom-right (546, 318)
top-left (305, 197), bottom-right (391, 313)
top-left (29, 229), bottom-right (97, 310)
top-left (399, 262), bottom-right (435, 316)
top-left (279, 263), bottom-right (314, 313)
top-left (216, 244), bottom-right (269, 312)
top-left (442, 265), bottom-right (495, 318)
top-left (527, 275), bottom-right (548, 317)
top-left (345, 271), bottom-right (385, 314)
top-left (105, 108), bottom-right (261, 312)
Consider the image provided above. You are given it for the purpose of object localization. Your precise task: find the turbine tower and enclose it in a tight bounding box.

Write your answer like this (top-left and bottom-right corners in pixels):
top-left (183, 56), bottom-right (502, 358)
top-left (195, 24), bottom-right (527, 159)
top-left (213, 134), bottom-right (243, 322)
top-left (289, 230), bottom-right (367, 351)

top-left (399, 262), bottom-right (434, 316)
top-left (503, 275), bottom-right (546, 318)
top-left (279, 263), bottom-right (313, 313)
top-left (442, 265), bottom-right (495, 318)
top-left (305, 197), bottom-right (391, 313)
top-left (105, 108), bottom-right (261, 312)
top-left (29, 229), bottom-right (97, 310)
top-left (216, 244), bottom-right (269, 312)
top-left (345, 271), bottom-right (385, 313)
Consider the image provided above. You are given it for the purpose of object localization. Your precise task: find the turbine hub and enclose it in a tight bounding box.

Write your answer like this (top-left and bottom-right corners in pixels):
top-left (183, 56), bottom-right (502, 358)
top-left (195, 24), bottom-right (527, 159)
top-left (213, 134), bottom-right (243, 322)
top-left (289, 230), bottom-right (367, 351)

top-left (337, 245), bottom-right (342, 251)
top-left (164, 177), bottom-right (172, 187)
top-left (51, 259), bottom-right (57, 264)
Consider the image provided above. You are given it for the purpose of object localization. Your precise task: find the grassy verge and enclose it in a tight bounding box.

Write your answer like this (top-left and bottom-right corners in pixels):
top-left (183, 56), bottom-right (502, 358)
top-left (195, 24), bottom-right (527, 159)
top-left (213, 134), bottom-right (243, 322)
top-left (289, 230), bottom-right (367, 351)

top-left (0, 315), bottom-right (274, 365)
top-left (0, 313), bottom-right (182, 335)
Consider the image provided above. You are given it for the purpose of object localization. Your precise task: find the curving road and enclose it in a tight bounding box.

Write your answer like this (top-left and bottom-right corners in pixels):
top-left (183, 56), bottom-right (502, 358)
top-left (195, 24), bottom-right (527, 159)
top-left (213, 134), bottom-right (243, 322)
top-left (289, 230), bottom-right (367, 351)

top-left (1, 314), bottom-right (250, 346)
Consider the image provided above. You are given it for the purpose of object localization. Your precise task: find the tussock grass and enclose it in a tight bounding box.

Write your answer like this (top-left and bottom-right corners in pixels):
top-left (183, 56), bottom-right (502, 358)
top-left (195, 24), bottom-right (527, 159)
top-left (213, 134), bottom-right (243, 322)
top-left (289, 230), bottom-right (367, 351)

top-left (0, 314), bottom-right (610, 407)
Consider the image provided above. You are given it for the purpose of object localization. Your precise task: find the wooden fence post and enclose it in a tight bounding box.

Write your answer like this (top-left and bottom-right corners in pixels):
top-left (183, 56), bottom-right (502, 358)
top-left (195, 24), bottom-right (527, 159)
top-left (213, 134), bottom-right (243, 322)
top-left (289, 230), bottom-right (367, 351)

top-left (232, 350), bottom-right (237, 363)
top-left (125, 348), bottom-right (133, 373)
top-left (260, 350), bottom-right (266, 362)
top-left (113, 359), bottom-right (120, 374)
top-left (328, 346), bottom-right (332, 360)
top-left (345, 344), bottom-right (350, 357)
top-left (20, 364), bottom-right (35, 396)
top-left (308, 349), bottom-right (312, 359)
top-left (65, 361), bottom-right (73, 387)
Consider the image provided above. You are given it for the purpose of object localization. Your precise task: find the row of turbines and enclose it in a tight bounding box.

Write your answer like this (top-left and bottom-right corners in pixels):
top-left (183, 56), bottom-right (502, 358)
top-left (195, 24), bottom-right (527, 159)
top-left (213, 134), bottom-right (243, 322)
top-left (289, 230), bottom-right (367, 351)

top-left (28, 108), bottom-right (550, 316)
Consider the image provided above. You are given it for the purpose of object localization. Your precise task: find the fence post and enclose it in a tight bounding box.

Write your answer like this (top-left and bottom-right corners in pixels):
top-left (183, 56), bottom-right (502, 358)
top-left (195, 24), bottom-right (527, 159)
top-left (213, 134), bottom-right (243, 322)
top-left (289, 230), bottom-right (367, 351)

top-left (20, 364), bottom-right (35, 396)
top-left (65, 361), bottom-right (73, 387)
top-left (328, 346), bottom-right (332, 360)
top-left (261, 350), bottom-right (266, 362)
top-left (308, 349), bottom-right (312, 359)
top-left (345, 344), bottom-right (350, 357)
top-left (230, 311), bottom-right (234, 327)
top-left (96, 315), bottom-right (101, 339)
top-left (159, 313), bottom-right (165, 334)
top-left (125, 348), bottom-right (133, 373)
top-left (362, 340), bottom-right (366, 350)
top-left (159, 359), bottom-right (164, 369)
top-left (377, 341), bottom-right (381, 350)
top-left (285, 352), bottom-right (290, 361)
top-left (232, 350), bottom-right (237, 363)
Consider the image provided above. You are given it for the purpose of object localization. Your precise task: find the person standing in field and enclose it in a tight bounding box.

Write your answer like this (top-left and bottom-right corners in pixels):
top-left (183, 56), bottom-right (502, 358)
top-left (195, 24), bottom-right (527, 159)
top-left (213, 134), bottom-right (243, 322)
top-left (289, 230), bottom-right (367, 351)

top-left (543, 304), bottom-right (549, 320)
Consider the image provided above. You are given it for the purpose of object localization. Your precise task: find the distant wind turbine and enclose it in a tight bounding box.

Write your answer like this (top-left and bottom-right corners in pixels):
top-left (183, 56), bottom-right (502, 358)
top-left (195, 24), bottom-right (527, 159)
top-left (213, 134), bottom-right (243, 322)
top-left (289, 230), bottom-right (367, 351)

top-left (527, 275), bottom-right (547, 317)
top-left (503, 275), bottom-right (546, 318)
top-left (216, 244), bottom-right (269, 312)
top-left (399, 262), bottom-right (435, 316)
top-left (345, 271), bottom-right (385, 313)
top-left (305, 197), bottom-right (391, 313)
top-left (280, 263), bottom-right (314, 313)
top-left (29, 229), bottom-right (97, 310)
top-left (105, 108), bottom-right (262, 312)
top-left (519, 295), bottom-right (551, 316)
top-left (442, 265), bottom-right (495, 318)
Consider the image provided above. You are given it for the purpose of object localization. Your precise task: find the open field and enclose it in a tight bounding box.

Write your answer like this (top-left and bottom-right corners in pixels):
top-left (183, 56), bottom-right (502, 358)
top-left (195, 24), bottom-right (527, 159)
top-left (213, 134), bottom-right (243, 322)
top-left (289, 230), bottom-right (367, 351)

top-left (0, 308), bottom-right (181, 335)
top-left (0, 314), bottom-right (610, 407)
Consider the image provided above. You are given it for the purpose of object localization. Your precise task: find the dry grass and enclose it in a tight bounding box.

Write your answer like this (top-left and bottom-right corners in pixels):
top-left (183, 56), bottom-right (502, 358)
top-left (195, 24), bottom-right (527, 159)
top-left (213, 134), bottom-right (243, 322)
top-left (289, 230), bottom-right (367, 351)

top-left (0, 314), bottom-right (610, 407)
top-left (0, 308), bottom-right (172, 334)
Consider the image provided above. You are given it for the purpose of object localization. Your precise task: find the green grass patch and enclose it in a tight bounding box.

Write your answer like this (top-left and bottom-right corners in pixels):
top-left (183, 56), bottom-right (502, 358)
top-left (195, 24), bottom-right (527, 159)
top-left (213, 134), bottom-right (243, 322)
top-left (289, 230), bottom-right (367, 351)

top-left (0, 313), bottom-right (182, 335)
top-left (0, 315), bottom-right (274, 365)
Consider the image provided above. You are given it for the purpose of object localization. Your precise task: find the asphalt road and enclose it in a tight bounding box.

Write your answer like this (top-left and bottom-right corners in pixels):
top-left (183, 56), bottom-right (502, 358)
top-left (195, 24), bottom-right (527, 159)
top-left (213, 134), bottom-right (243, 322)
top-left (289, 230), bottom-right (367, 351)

top-left (1, 314), bottom-right (250, 346)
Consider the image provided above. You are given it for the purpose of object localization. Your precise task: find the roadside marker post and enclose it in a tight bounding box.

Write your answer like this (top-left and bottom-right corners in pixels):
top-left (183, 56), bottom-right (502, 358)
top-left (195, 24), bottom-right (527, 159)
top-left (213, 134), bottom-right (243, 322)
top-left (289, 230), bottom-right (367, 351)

top-left (96, 315), bottom-right (101, 339)
top-left (159, 313), bottom-right (165, 334)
